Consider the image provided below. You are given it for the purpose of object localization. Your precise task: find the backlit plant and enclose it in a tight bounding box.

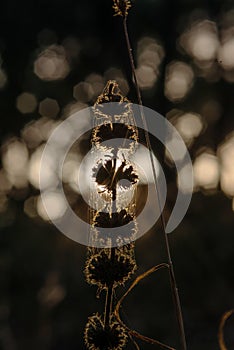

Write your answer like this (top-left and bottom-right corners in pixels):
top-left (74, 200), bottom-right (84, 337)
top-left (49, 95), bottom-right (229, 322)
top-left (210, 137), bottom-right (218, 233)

top-left (83, 1), bottom-right (187, 349)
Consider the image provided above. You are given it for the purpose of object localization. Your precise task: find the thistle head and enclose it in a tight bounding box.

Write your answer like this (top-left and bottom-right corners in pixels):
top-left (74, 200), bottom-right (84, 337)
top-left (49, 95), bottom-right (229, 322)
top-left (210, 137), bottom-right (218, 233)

top-left (113, 0), bottom-right (132, 18)
top-left (93, 158), bottom-right (138, 193)
top-left (84, 313), bottom-right (128, 350)
top-left (85, 249), bottom-right (137, 289)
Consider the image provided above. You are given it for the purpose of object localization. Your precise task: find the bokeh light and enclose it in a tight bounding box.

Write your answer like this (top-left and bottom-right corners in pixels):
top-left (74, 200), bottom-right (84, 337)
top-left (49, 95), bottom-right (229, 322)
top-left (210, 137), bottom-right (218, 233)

top-left (218, 132), bottom-right (234, 196)
top-left (177, 164), bottom-right (194, 194)
top-left (136, 65), bottom-right (158, 90)
top-left (220, 169), bottom-right (234, 197)
top-left (218, 38), bottom-right (234, 70)
top-left (28, 145), bottom-right (59, 190)
top-left (22, 117), bottom-right (61, 146)
top-left (180, 20), bottom-right (219, 64)
top-left (24, 196), bottom-right (38, 219)
top-left (39, 98), bottom-right (60, 118)
top-left (62, 101), bottom-right (89, 118)
top-left (62, 151), bottom-right (81, 193)
top-left (165, 122), bottom-right (188, 164)
top-left (73, 82), bottom-right (94, 103)
top-left (193, 151), bottom-right (220, 191)
top-left (0, 4), bottom-right (234, 350)
top-left (218, 20), bottom-right (234, 83)
top-left (2, 138), bottom-right (29, 188)
top-left (21, 121), bottom-right (43, 149)
top-left (16, 92), bottom-right (37, 114)
top-left (38, 272), bottom-right (66, 308)
top-left (0, 169), bottom-right (12, 193)
top-left (164, 61), bottom-right (194, 102)
top-left (85, 73), bottom-right (105, 98)
top-left (37, 192), bottom-right (68, 221)
top-left (136, 37), bottom-right (164, 89)
top-left (37, 117), bottom-right (61, 141)
top-left (175, 112), bottom-right (204, 142)
top-left (34, 45), bottom-right (70, 81)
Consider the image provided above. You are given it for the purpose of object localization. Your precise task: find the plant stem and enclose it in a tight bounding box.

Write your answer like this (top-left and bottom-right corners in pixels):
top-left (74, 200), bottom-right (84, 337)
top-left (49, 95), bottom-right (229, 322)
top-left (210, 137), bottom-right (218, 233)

top-left (122, 16), bottom-right (187, 350)
top-left (104, 179), bottom-right (117, 329)
top-left (104, 253), bottom-right (114, 329)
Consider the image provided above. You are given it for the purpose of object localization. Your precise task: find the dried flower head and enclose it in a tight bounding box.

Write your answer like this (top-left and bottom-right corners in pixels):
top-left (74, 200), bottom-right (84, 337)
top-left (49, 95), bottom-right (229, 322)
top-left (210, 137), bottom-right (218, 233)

top-left (113, 0), bottom-right (132, 17)
top-left (94, 210), bottom-right (134, 228)
top-left (94, 158), bottom-right (138, 193)
top-left (91, 210), bottom-right (137, 246)
top-left (85, 249), bottom-right (136, 288)
top-left (84, 313), bottom-right (128, 350)
top-left (92, 123), bottom-right (138, 148)
top-left (95, 80), bottom-right (129, 104)
top-left (93, 80), bottom-right (131, 120)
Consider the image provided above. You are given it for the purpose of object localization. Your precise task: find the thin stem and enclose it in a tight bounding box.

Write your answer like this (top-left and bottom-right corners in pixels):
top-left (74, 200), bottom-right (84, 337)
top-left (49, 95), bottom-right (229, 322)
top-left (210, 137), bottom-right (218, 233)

top-left (218, 309), bottom-right (234, 350)
top-left (123, 16), bottom-right (187, 350)
top-left (104, 176), bottom-right (117, 329)
top-left (114, 263), bottom-right (175, 350)
top-left (123, 18), bottom-right (143, 106)
top-left (104, 251), bottom-right (115, 329)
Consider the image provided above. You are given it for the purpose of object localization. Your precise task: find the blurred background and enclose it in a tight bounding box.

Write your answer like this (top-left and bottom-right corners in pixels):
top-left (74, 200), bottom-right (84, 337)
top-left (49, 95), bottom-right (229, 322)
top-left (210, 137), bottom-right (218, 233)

top-left (0, 0), bottom-right (234, 349)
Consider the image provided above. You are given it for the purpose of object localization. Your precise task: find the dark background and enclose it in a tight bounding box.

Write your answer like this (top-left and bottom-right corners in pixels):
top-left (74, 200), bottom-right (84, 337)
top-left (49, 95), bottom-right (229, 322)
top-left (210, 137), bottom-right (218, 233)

top-left (0, 0), bottom-right (234, 349)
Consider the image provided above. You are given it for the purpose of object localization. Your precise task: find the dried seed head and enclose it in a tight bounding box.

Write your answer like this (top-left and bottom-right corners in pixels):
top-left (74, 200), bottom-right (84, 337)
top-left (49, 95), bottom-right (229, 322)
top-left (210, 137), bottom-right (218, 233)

top-left (93, 158), bottom-right (138, 193)
top-left (85, 249), bottom-right (137, 288)
top-left (93, 80), bottom-right (131, 120)
top-left (91, 210), bottom-right (137, 246)
top-left (84, 313), bottom-right (128, 350)
top-left (113, 0), bottom-right (132, 17)
top-left (92, 81), bottom-right (139, 152)
top-left (95, 80), bottom-right (129, 104)
top-left (94, 210), bottom-right (135, 228)
top-left (93, 80), bottom-right (131, 118)
top-left (92, 123), bottom-right (138, 146)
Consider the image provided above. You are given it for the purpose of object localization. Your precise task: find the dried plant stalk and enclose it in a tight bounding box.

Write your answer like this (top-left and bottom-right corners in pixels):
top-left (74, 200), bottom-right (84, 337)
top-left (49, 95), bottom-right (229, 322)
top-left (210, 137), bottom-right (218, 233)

top-left (84, 81), bottom-right (139, 348)
top-left (218, 309), bottom-right (234, 350)
top-left (115, 2), bottom-right (188, 349)
top-left (113, 0), bottom-right (132, 17)
top-left (114, 264), bottom-right (176, 350)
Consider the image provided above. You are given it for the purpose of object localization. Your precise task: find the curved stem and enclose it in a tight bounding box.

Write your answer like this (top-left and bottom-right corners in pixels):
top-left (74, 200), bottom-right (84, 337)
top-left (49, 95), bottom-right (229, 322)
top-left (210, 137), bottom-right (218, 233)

top-left (218, 309), bottom-right (234, 350)
top-left (122, 16), bottom-right (187, 350)
top-left (114, 264), bottom-right (175, 350)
